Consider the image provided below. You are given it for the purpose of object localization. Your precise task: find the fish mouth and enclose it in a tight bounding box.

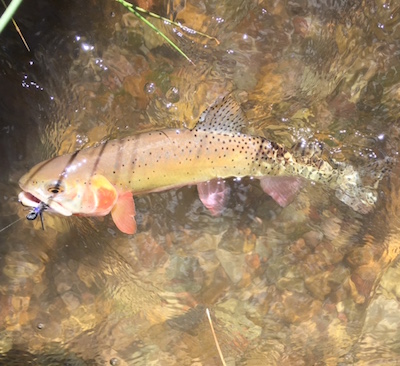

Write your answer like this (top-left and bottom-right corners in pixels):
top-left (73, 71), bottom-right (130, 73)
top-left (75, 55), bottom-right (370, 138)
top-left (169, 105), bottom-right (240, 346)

top-left (18, 191), bottom-right (73, 216)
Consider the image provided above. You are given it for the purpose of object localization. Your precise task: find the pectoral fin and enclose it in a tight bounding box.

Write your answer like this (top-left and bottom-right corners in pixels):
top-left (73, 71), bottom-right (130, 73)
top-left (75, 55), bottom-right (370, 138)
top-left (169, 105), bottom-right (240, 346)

top-left (260, 176), bottom-right (303, 207)
top-left (197, 179), bottom-right (230, 216)
top-left (111, 192), bottom-right (137, 234)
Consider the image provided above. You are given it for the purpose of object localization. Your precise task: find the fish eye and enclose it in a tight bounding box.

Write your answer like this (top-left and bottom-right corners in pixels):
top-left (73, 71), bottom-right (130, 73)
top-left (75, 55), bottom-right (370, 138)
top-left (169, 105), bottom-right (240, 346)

top-left (46, 182), bottom-right (64, 194)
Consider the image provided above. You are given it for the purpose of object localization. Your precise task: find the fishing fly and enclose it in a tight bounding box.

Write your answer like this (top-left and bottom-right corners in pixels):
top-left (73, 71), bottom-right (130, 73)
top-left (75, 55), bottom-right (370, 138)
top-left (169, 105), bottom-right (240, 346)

top-left (26, 201), bottom-right (48, 230)
top-left (0, 201), bottom-right (48, 234)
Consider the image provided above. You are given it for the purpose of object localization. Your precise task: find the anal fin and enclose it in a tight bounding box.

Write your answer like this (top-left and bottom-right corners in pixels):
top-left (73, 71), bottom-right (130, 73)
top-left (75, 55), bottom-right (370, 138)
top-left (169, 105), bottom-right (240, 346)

top-left (259, 176), bottom-right (303, 207)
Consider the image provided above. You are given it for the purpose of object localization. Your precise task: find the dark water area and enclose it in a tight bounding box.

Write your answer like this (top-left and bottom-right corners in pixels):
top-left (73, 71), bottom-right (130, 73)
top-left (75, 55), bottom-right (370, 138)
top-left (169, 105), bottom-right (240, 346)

top-left (1, 0), bottom-right (400, 365)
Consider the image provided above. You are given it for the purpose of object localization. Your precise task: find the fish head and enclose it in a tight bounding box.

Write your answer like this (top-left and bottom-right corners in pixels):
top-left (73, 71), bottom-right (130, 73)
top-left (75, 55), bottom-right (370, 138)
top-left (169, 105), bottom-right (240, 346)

top-left (18, 155), bottom-right (118, 217)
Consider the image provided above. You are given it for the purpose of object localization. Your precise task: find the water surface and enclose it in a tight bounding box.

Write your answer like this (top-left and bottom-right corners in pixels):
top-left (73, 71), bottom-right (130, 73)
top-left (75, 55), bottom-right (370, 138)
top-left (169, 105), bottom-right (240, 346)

top-left (1, 0), bottom-right (400, 364)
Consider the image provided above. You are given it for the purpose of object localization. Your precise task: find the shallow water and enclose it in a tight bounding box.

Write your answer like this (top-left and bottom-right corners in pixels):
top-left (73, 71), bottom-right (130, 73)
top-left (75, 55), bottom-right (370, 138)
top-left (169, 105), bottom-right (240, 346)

top-left (1, 0), bottom-right (400, 364)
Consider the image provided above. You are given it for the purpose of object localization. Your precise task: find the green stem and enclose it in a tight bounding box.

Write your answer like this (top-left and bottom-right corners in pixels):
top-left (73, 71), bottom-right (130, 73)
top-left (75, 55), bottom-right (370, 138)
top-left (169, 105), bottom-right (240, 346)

top-left (116, 0), bottom-right (195, 65)
top-left (0, 0), bottom-right (23, 34)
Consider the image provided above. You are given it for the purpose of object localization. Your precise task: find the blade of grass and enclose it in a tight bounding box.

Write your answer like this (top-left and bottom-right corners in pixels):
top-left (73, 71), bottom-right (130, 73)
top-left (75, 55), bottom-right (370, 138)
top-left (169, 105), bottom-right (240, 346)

top-left (1, 0), bottom-right (29, 51)
top-left (117, 0), bottom-right (195, 64)
top-left (117, 0), bottom-right (219, 65)
top-left (0, 0), bottom-right (23, 33)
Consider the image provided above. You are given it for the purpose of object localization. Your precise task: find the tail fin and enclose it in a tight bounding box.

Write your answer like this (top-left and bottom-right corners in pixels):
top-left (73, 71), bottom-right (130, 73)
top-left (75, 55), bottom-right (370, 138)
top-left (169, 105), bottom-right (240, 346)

top-left (335, 156), bottom-right (395, 214)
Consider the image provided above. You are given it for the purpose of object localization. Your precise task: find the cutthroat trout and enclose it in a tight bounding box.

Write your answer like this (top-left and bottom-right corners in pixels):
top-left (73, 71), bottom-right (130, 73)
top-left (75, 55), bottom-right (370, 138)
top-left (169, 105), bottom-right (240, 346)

top-left (18, 96), bottom-right (390, 234)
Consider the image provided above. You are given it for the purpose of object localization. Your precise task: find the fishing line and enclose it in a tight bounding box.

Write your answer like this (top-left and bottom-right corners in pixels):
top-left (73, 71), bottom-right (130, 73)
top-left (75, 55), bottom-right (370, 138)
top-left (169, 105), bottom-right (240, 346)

top-left (0, 201), bottom-right (49, 234)
top-left (0, 216), bottom-right (24, 234)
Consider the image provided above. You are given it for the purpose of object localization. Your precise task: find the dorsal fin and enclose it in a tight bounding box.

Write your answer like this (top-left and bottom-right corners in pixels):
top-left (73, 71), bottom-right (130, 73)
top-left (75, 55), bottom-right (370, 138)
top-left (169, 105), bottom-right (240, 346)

top-left (194, 95), bottom-right (247, 134)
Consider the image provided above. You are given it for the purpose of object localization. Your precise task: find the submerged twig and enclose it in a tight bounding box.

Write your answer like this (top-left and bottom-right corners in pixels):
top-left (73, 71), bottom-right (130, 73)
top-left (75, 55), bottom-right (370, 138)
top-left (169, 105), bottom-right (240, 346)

top-left (206, 308), bottom-right (226, 366)
top-left (133, 5), bottom-right (219, 45)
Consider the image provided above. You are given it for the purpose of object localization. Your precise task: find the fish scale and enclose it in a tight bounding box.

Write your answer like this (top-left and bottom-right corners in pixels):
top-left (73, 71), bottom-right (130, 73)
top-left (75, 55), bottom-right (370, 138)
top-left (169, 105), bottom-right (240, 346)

top-left (95, 129), bottom-right (266, 193)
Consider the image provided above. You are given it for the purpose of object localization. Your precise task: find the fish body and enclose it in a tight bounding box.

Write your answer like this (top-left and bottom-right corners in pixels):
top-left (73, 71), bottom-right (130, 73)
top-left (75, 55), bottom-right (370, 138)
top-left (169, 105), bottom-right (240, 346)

top-left (18, 96), bottom-right (386, 234)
